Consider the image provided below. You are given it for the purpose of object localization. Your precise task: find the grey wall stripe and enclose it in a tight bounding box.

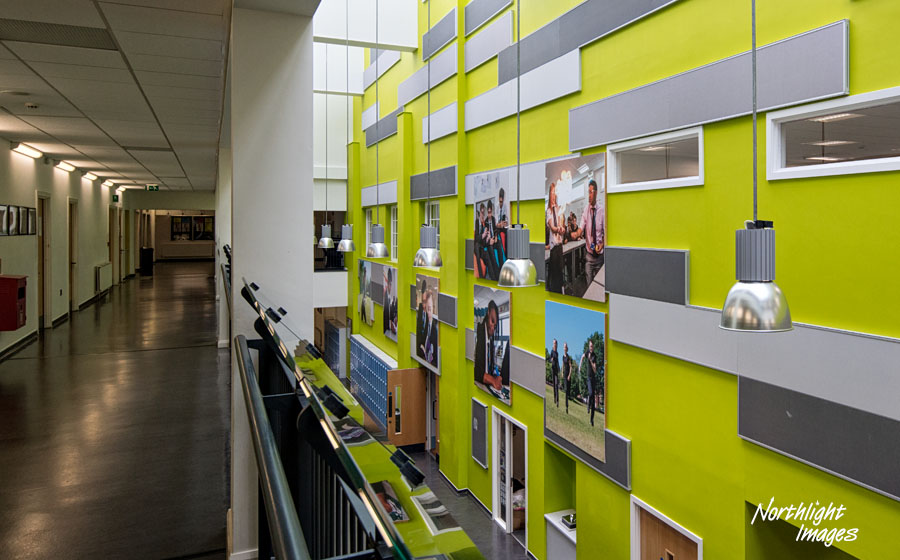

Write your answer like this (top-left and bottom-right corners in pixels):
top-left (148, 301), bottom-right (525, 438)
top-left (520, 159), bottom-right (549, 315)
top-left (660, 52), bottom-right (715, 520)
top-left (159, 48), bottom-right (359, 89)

top-left (497, 0), bottom-right (680, 85)
top-left (398, 44), bottom-right (458, 107)
top-left (464, 10), bottom-right (512, 73)
top-left (363, 49), bottom-right (401, 90)
top-left (361, 180), bottom-right (398, 207)
top-left (423, 8), bottom-right (457, 61)
top-left (472, 399), bottom-right (489, 468)
top-left (411, 166), bottom-right (458, 200)
top-left (466, 327), bottom-right (475, 360)
top-left (739, 377), bottom-right (900, 503)
top-left (364, 107), bottom-right (402, 147)
top-left (409, 285), bottom-right (417, 310)
top-left (464, 0), bottom-right (512, 36)
top-left (465, 239), bottom-right (475, 270)
top-left (438, 293), bottom-right (457, 327)
top-left (569, 20), bottom-right (849, 150)
top-left (606, 247), bottom-right (688, 305)
top-left (546, 427), bottom-right (631, 490)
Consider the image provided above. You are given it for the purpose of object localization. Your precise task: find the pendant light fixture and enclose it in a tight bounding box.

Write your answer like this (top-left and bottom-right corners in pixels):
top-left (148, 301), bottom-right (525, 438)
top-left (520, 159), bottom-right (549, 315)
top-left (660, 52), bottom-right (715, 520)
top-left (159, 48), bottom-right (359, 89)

top-left (719, 0), bottom-right (792, 332)
top-left (367, 0), bottom-right (389, 259)
top-left (498, 0), bottom-right (537, 288)
top-left (318, 44), bottom-right (335, 250)
top-left (337, 0), bottom-right (356, 253)
top-left (414, 0), bottom-right (442, 268)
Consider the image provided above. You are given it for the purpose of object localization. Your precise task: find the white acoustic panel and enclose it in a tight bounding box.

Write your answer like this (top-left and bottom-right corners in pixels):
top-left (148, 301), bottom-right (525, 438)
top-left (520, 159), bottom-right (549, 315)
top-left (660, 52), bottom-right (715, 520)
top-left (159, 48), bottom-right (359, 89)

top-left (397, 43), bottom-right (457, 106)
top-left (422, 102), bottom-right (458, 143)
top-left (361, 102), bottom-right (379, 130)
top-left (360, 180), bottom-right (398, 207)
top-left (363, 49), bottom-right (401, 89)
top-left (465, 48), bottom-right (580, 131)
top-left (464, 10), bottom-right (512, 73)
top-left (609, 294), bottom-right (739, 375)
top-left (312, 270), bottom-right (348, 309)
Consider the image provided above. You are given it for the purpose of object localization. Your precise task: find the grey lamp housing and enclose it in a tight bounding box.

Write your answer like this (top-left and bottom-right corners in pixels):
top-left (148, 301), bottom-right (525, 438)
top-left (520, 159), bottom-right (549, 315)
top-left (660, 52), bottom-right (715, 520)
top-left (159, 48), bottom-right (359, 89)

top-left (317, 224), bottom-right (335, 249)
top-left (498, 225), bottom-right (537, 287)
top-left (367, 224), bottom-right (389, 258)
top-left (337, 224), bottom-right (355, 252)
top-left (414, 225), bottom-right (442, 267)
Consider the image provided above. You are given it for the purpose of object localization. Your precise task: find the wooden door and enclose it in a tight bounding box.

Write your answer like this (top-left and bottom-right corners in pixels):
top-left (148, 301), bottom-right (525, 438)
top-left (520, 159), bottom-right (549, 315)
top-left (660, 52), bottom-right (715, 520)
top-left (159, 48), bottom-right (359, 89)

top-left (386, 367), bottom-right (426, 447)
top-left (640, 507), bottom-right (698, 560)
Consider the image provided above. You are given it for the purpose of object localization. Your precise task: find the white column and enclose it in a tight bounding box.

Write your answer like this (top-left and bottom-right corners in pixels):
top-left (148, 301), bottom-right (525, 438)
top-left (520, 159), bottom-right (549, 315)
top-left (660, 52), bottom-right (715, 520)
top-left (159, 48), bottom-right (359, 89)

top-left (230, 8), bottom-right (315, 559)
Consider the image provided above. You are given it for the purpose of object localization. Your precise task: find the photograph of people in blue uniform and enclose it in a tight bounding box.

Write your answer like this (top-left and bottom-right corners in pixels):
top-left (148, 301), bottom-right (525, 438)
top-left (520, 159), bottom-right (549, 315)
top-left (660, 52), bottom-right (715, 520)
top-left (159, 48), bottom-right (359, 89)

top-left (544, 154), bottom-right (606, 302)
top-left (474, 285), bottom-right (511, 405)
top-left (414, 274), bottom-right (440, 373)
top-left (545, 300), bottom-right (606, 462)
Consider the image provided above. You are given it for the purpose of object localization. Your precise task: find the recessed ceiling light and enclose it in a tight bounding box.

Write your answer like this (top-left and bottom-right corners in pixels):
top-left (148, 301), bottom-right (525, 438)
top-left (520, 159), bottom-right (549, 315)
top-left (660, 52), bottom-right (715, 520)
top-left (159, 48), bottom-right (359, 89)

top-left (805, 140), bottom-right (857, 146)
top-left (56, 160), bottom-right (76, 172)
top-left (638, 145), bottom-right (667, 152)
top-left (806, 156), bottom-right (845, 162)
top-left (102, 180), bottom-right (114, 187)
top-left (808, 113), bottom-right (863, 123)
top-left (83, 172), bottom-right (98, 181)
top-left (11, 142), bottom-right (42, 159)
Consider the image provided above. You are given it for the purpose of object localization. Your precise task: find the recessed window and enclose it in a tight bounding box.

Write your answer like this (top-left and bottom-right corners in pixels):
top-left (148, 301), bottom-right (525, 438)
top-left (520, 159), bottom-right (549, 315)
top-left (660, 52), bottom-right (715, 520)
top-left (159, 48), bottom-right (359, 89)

top-left (365, 208), bottom-right (373, 248)
top-left (608, 127), bottom-right (704, 193)
top-left (427, 201), bottom-right (440, 249)
top-left (390, 205), bottom-right (398, 261)
top-left (768, 86), bottom-right (900, 180)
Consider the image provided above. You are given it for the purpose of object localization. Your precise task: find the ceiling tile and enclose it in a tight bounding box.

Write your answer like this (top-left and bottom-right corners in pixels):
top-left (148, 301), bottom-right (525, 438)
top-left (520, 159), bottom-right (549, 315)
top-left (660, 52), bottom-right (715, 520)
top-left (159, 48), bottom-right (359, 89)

top-left (94, 119), bottom-right (169, 147)
top-left (134, 70), bottom-right (221, 90)
top-left (148, 94), bottom-right (221, 112)
top-left (19, 115), bottom-right (117, 146)
top-left (0, 43), bottom-right (15, 59)
top-left (142, 84), bottom-right (223, 101)
top-left (100, 0), bottom-right (224, 16)
top-left (128, 53), bottom-right (222, 77)
top-left (128, 148), bottom-right (184, 176)
top-left (0, 88), bottom-right (82, 118)
top-left (3, 41), bottom-right (126, 67)
top-left (28, 61), bottom-right (134, 83)
top-left (0, 0), bottom-right (106, 28)
top-left (42, 77), bottom-right (156, 120)
top-left (113, 31), bottom-right (222, 61)
top-left (99, 3), bottom-right (225, 41)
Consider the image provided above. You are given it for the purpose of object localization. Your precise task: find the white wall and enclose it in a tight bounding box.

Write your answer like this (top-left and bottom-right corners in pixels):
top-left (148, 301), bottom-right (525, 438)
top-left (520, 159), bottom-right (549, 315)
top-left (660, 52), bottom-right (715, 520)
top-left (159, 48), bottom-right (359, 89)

top-left (313, 42), bottom-right (365, 95)
top-left (123, 190), bottom-right (216, 211)
top-left (0, 139), bottom-right (114, 354)
top-left (313, 0), bottom-right (417, 51)
top-left (215, 146), bottom-right (232, 349)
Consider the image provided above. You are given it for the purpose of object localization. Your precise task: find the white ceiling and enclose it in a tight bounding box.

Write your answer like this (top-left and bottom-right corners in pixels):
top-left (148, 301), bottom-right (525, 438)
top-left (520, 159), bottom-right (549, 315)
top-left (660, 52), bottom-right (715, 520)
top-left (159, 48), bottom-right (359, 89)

top-left (0, 0), bottom-right (229, 191)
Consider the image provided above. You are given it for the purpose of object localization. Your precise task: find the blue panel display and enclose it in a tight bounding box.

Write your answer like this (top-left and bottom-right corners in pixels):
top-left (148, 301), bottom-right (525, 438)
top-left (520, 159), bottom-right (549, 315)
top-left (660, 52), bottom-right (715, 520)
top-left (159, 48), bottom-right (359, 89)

top-left (350, 337), bottom-right (390, 430)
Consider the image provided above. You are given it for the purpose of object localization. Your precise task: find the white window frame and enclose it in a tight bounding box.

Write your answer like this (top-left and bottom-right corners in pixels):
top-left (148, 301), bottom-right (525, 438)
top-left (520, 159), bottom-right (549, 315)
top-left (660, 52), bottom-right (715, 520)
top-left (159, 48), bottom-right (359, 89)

top-left (390, 205), bottom-right (398, 261)
top-left (365, 208), bottom-right (372, 248)
top-left (608, 126), bottom-right (704, 193)
top-left (767, 85), bottom-right (900, 181)
top-left (427, 201), bottom-right (440, 249)
top-left (631, 495), bottom-right (703, 560)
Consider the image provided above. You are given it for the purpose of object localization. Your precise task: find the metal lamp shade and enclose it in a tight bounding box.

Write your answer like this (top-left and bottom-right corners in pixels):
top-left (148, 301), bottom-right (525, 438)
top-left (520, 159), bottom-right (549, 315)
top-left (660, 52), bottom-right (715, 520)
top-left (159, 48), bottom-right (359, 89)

top-left (413, 225), bottom-right (442, 267)
top-left (719, 226), bottom-right (792, 332)
top-left (317, 224), bottom-right (334, 249)
top-left (497, 225), bottom-right (538, 287)
top-left (337, 224), bottom-right (355, 252)
top-left (366, 224), bottom-right (389, 258)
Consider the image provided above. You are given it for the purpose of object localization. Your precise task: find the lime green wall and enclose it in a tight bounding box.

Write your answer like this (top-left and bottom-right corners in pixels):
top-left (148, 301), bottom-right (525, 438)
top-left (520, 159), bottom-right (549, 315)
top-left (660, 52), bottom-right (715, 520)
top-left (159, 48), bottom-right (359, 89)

top-left (346, 1), bottom-right (900, 558)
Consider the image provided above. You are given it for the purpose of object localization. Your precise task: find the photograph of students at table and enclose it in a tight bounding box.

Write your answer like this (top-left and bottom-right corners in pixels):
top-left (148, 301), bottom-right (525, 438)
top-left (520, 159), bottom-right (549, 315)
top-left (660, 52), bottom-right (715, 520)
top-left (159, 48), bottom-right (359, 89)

top-left (472, 169), bottom-right (509, 281)
top-left (544, 154), bottom-right (607, 302)
top-left (473, 285), bottom-right (511, 405)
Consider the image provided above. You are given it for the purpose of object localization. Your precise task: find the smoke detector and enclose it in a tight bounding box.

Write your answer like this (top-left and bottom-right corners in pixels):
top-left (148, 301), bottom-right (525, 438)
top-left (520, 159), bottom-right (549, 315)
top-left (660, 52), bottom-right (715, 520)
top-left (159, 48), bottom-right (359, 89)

top-left (24, 102), bottom-right (39, 109)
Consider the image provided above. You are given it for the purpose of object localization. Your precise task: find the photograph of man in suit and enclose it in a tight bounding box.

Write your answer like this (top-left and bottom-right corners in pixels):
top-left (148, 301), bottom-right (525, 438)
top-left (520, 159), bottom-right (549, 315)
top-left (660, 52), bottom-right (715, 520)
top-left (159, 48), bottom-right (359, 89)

top-left (474, 299), bottom-right (509, 392)
top-left (382, 267), bottom-right (398, 339)
top-left (578, 179), bottom-right (604, 286)
top-left (579, 339), bottom-right (600, 427)
top-left (563, 342), bottom-right (572, 413)
top-left (417, 289), bottom-right (438, 367)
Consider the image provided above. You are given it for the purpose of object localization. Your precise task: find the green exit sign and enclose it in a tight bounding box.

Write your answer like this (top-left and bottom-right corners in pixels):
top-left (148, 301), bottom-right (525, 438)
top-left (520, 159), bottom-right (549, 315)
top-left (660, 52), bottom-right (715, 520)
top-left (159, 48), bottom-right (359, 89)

top-left (113, 194), bottom-right (119, 202)
top-left (146, 184), bottom-right (159, 191)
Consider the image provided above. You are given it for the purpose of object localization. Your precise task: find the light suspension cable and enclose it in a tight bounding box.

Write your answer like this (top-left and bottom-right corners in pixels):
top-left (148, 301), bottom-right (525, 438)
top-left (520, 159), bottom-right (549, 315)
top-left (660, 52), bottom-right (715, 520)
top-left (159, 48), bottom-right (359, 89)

top-left (719, 0), bottom-right (792, 332)
top-left (318, 44), bottom-right (335, 249)
top-left (338, 0), bottom-right (355, 252)
top-left (414, 0), bottom-right (442, 267)
top-left (498, 0), bottom-right (537, 287)
top-left (367, 0), bottom-right (388, 258)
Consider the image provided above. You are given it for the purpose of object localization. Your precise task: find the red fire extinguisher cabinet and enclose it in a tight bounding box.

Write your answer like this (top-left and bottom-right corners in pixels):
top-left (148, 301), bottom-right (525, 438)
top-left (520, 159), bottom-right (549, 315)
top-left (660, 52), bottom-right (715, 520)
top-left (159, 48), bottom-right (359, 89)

top-left (0, 275), bottom-right (27, 331)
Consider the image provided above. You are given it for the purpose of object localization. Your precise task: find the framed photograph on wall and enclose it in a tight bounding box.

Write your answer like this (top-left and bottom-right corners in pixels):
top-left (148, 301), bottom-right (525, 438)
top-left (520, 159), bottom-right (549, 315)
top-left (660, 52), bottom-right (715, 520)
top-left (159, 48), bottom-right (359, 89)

top-left (544, 300), bottom-right (607, 464)
top-left (28, 208), bottom-right (36, 235)
top-left (0, 206), bottom-right (8, 235)
top-left (473, 285), bottom-right (511, 405)
top-left (413, 274), bottom-right (440, 373)
top-left (357, 260), bottom-right (375, 327)
top-left (382, 265), bottom-right (398, 342)
top-left (18, 206), bottom-right (28, 235)
top-left (7, 206), bottom-right (18, 236)
top-left (544, 154), bottom-right (607, 302)
top-left (472, 169), bottom-right (511, 282)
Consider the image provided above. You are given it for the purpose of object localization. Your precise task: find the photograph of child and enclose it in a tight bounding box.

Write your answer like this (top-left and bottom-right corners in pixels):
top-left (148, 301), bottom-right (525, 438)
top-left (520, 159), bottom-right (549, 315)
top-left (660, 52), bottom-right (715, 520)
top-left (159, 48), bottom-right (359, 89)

top-left (473, 285), bottom-right (511, 405)
top-left (472, 170), bottom-right (510, 281)
top-left (415, 275), bottom-right (440, 372)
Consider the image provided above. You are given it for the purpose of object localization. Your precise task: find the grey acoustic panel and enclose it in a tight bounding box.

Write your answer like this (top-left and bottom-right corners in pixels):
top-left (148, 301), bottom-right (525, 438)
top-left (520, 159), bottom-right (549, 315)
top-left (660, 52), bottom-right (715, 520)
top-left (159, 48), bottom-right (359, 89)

top-left (410, 166), bottom-right (457, 200)
top-left (465, 239), bottom-right (474, 270)
top-left (423, 8), bottom-right (457, 61)
top-left (569, 20), bottom-right (849, 150)
top-left (497, 0), bottom-right (680, 84)
top-left (398, 44), bottom-right (458, 106)
top-left (737, 319), bottom-right (900, 423)
top-left (464, 0), bottom-right (512, 36)
top-left (605, 247), bottom-right (688, 305)
top-left (363, 49), bottom-right (401, 89)
top-left (360, 180), bottom-right (398, 207)
top-left (437, 293), bottom-right (457, 328)
top-left (510, 346), bottom-right (544, 397)
top-left (365, 107), bottom-right (402, 147)
top-left (422, 102), bottom-right (458, 143)
top-left (545, 427), bottom-right (631, 490)
top-left (739, 377), bottom-right (900, 502)
top-left (472, 399), bottom-right (489, 468)
top-left (465, 10), bottom-right (512, 72)
top-left (466, 328), bottom-right (475, 360)
top-left (610, 294), bottom-right (739, 375)
top-left (409, 284), bottom-right (417, 310)
top-left (530, 242), bottom-right (546, 283)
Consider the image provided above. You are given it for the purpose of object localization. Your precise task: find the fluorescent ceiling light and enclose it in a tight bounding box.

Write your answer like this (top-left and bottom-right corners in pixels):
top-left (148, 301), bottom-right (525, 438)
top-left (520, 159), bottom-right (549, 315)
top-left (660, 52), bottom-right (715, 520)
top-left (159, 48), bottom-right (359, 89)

top-left (103, 180), bottom-right (114, 187)
top-left (116, 187), bottom-right (126, 193)
top-left (806, 156), bottom-right (845, 162)
top-left (56, 160), bottom-right (76, 172)
top-left (805, 140), bottom-right (857, 147)
top-left (83, 172), bottom-right (98, 181)
top-left (808, 113), bottom-right (863, 123)
top-left (638, 145), bottom-right (667, 152)
top-left (11, 142), bottom-right (42, 159)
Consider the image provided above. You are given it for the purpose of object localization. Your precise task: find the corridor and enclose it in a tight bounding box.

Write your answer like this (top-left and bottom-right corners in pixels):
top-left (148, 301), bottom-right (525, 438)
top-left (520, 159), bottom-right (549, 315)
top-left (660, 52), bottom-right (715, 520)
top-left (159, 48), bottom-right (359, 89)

top-left (0, 262), bottom-right (230, 560)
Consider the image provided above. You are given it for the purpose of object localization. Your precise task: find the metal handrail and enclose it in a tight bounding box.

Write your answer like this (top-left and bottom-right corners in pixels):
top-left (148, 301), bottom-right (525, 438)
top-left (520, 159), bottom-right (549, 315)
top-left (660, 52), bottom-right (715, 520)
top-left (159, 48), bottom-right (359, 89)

top-left (235, 334), bottom-right (311, 560)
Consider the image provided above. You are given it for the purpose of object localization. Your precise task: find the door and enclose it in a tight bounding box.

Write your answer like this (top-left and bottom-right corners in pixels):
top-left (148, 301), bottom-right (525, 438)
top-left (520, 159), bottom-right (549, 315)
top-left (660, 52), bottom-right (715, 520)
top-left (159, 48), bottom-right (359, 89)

top-left (118, 208), bottom-right (125, 281)
top-left (492, 410), bottom-right (527, 545)
top-left (37, 198), bottom-right (46, 328)
top-left (108, 207), bottom-right (117, 284)
top-left (426, 372), bottom-right (440, 458)
top-left (68, 201), bottom-right (77, 312)
top-left (386, 367), bottom-right (426, 448)
top-left (639, 507), bottom-right (698, 560)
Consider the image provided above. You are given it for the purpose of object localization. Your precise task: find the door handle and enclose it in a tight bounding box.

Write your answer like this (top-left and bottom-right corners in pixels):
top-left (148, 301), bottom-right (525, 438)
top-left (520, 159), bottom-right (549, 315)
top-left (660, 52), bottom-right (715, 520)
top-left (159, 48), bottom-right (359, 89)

top-left (387, 394), bottom-right (392, 419)
top-left (432, 400), bottom-right (437, 421)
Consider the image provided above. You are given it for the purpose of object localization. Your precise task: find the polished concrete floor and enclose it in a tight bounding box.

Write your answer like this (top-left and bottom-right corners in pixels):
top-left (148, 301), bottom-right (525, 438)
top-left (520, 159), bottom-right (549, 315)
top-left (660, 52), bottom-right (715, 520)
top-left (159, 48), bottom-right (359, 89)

top-left (0, 261), bottom-right (229, 560)
top-left (409, 451), bottom-right (530, 560)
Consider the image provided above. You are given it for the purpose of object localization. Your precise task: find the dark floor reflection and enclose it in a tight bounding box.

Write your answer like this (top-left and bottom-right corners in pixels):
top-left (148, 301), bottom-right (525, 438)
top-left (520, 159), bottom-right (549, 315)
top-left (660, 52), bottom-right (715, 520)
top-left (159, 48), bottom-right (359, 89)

top-left (0, 261), bottom-right (229, 560)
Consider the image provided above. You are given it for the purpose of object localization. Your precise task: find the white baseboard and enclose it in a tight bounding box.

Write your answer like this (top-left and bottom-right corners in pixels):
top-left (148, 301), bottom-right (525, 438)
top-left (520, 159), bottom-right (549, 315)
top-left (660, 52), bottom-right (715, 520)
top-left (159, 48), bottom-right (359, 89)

top-left (230, 548), bottom-right (257, 560)
top-left (218, 339), bottom-right (231, 349)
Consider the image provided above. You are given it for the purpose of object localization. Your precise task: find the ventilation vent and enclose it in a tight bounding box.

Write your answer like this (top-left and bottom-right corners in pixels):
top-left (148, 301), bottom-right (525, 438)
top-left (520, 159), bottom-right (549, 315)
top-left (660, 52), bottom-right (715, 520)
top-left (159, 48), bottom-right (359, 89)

top-left (0, 19), bottom-right (117, 50)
